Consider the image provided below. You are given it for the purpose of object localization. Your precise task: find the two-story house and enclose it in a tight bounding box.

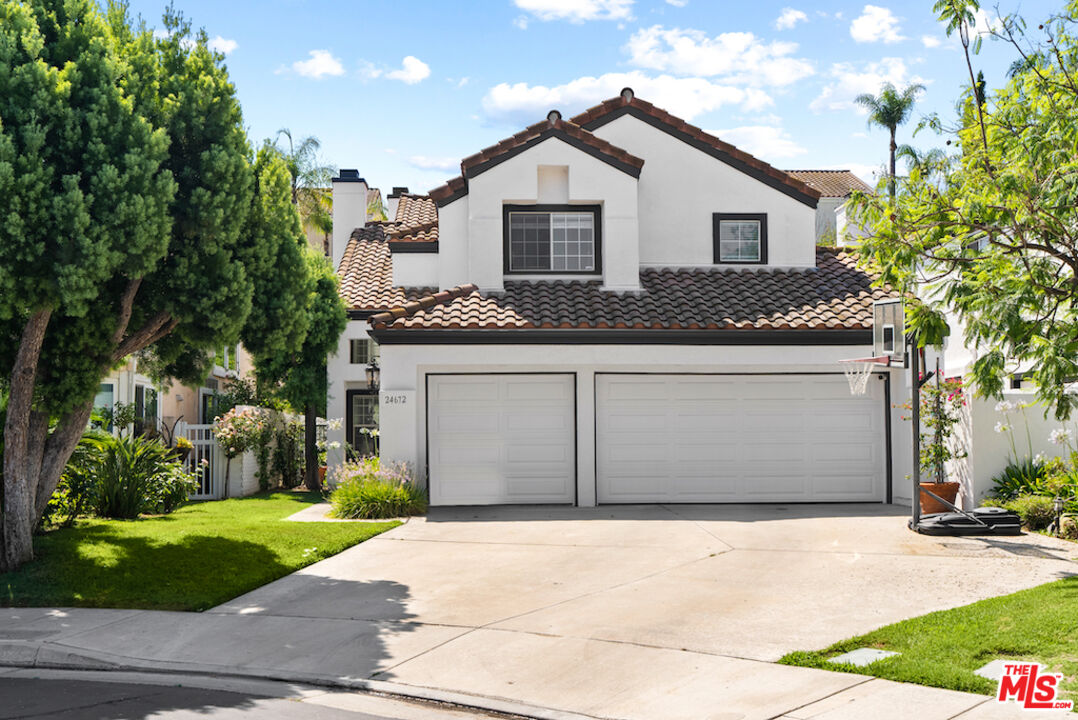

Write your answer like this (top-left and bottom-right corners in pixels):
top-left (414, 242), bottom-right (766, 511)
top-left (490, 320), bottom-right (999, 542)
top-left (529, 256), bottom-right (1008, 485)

top-left (327, 89), bottom-right (914, 508)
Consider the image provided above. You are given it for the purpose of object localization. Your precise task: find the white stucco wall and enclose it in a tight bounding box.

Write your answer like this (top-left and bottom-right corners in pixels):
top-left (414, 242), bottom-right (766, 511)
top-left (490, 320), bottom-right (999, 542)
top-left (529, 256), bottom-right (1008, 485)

top-left (392, 252), bottom-right (439, 288)
top-left (370, 341), bottom-right (911, 508)
top-left (460, 136), bottom-right (641, 292)
top-left (326, 319), bottom-right (372, 469)
top-left (815, 197), bottom-right (842, 244)
top-left (589, 114), bottom-right (818, 268)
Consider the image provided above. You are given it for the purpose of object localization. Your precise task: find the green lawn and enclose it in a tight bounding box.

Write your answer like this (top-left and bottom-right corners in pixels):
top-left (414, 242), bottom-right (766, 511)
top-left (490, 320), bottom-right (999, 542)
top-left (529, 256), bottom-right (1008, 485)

top-left (780, 577), bottom-right (1078, 706)
top-left (1, 491), bottom-right (399, 611)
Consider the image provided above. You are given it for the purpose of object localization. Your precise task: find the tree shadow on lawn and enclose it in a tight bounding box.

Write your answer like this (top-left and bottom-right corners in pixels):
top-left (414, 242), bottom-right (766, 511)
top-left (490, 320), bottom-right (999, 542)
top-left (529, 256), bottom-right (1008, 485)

top-left (3, 531), bottom-right (303, 611)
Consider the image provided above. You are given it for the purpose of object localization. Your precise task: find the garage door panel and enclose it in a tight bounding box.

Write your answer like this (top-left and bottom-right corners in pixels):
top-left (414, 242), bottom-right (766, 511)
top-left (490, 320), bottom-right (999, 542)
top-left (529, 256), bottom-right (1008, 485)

top-left (597, 374), bottom-right (884, 504)
top-left (435, 381), bottom-right (499, 402)
top-left (435, 412), bottom-right (501, 434)
top-left (428, 374), bottom-right (575, 506)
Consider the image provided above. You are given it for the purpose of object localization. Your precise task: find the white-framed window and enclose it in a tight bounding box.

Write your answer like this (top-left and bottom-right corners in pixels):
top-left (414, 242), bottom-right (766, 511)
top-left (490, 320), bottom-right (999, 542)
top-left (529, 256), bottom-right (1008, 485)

top-left (713, 213), bottom-right (767, 264)
top-left (347, 390), bottom-right (379, 456)
top-left (505, 205), bottom-right (600, 273)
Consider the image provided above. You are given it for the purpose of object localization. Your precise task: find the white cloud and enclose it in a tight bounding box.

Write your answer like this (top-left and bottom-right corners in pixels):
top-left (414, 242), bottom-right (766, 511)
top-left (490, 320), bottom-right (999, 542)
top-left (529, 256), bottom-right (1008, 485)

top-left (482, 71), bottom-right (771, 126)
top-left (713, 125), bottom-right (806, 160)
top-left (810, 57), bottom-right (924, 112)
top-left (386, 56), bottom-right (430, 84)
top-left (514, 0), bottom-right (633, 23)
top-left (921, 34), bottom-right (941, 48)
top-left (292, 50), bottom-right (345, 79)
top-left (625, 26), bottom-right (813, 87)
top-left (666, 0), bottom-right (688, 6)
top-left (775, 8), bottom-right (808, 30)
top-left (408, 155), bottom-right (460, 172)
top-left (850, 5), bottom-right (905, 44)
top-left (971, 8), bottom-right (1002, 36)
top-left (513, 15), bottom-right (529, 29)
top-left (207, 35), bottom-right (237, 54)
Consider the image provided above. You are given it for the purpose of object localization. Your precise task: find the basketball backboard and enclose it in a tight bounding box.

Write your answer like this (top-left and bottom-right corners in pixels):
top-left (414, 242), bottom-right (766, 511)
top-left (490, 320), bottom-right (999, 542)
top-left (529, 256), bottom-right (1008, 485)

top-left (873, 299), bottom-right (904, 364)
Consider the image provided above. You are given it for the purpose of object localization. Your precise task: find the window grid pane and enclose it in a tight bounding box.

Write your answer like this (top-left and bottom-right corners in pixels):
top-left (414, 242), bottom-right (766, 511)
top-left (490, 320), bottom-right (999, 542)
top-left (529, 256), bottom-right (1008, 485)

top-left (719, 220), bottom-right (761, 261)
top-left (509, 211), bottom-right (595, 272)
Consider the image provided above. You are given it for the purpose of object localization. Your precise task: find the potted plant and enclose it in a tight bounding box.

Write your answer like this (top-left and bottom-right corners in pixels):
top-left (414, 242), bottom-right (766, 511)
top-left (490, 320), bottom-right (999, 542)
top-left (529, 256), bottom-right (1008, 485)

top-left (173, 435), bottom-right (193, 463)
top-left (918, 375), bottom-right (967, 513)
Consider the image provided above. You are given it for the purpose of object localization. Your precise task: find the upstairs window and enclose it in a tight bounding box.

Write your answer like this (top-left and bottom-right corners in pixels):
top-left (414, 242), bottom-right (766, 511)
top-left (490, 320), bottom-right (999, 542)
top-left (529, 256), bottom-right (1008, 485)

top-left (713, 213), bottom-right (768, 264)
top-left (504, 205), bottom-right (601, 274)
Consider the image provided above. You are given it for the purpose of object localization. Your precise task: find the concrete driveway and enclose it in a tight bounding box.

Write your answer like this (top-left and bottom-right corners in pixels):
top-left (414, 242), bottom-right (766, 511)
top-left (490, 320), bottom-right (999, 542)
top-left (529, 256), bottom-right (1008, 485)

top-left (211, 503), bottom-right (1075, 718)
top-left (9, 504), bottom-right (1075, 720)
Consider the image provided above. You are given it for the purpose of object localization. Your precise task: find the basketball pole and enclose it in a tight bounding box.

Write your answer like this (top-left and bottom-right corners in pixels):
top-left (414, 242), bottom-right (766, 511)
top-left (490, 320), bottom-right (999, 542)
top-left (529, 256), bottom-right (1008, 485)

top-left (910, 337), bottom-right (921, 528)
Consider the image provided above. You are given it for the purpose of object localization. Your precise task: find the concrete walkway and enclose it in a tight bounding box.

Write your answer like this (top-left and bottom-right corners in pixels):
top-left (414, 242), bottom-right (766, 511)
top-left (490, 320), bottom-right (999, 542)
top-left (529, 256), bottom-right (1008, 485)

top-left (2, 504), bottom-right (1076, 719)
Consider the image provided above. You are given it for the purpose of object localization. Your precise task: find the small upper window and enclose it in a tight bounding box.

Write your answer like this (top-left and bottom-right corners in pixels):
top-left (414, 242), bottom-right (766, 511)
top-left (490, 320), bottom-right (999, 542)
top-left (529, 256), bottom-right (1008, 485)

top-left (713, 213), bottom-right (767, 264)
top-left (350, 338), bottom-right (378, 364)
top-left (504, 205), bottom-right (601, 274)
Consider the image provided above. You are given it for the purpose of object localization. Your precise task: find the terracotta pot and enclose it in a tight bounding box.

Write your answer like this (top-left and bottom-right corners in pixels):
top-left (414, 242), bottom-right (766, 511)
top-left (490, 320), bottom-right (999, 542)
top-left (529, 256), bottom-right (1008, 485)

top-left (318, 466), bottom-right (327, 483)
top-left (920, 481), bottom-right (961, 514)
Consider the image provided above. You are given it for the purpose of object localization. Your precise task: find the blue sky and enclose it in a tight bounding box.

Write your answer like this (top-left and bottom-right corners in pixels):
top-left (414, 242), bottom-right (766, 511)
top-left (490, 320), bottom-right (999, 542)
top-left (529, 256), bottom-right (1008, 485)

top-left (124, 0), bottom-right (1060, 193)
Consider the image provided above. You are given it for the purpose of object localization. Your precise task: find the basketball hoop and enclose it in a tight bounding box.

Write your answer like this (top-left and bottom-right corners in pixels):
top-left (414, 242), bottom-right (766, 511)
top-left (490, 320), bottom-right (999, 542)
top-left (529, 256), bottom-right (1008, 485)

top-left (839, 356), bottom-right (891, 396)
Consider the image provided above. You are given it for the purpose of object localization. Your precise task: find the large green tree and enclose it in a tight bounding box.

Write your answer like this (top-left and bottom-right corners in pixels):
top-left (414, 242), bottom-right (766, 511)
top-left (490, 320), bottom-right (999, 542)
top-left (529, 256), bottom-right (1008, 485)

top-left (852, 0), bottom-right (1078, 418)
top-left (0, 1), bottom-right (307, 570)
top-left (254, 248), bottom-right (347, 491)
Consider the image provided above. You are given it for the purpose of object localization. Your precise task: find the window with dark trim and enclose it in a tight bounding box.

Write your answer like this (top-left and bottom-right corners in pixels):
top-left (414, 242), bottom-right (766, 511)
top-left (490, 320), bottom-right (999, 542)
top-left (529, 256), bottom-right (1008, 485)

top-left (503, 204), bottom-right (601, 274)
top-left (349, 338), bottom-right (378, 365)
top-left (713, 213), bottom-right (768, 264)
top-left (346, 389), bottom-right (379, 457)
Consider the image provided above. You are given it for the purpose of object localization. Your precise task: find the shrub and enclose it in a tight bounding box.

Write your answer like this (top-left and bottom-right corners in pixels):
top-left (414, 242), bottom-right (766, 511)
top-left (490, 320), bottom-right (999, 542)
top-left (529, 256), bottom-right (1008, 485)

top-left (1001, 494), bottom-right (1057, 530)
top-left (329, 457), bottom-right (426, 519)
top-left (43, 431), bottom-right (109, 528)
top-left (93, 434), bottom-right (199, 519)
top-left (991, 457), bottom-right (1049, 500)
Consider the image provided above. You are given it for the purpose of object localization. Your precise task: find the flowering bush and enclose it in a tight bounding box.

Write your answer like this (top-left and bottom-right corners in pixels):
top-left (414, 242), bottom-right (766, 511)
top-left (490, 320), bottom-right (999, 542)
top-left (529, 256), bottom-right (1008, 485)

top-left (212, 407), bottom-right (268, 459)
top-left (328, 457), bottom-right (426, 519)
top-left (898, 377), bottom-right (968, 483)
top-left (213, 407), bottom-right (270, 498)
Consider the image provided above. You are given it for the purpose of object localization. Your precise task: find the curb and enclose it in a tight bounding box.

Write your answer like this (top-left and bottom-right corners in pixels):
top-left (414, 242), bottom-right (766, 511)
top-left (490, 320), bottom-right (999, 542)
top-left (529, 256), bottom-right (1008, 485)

top-left (0, 640), bottom-right (597, 720)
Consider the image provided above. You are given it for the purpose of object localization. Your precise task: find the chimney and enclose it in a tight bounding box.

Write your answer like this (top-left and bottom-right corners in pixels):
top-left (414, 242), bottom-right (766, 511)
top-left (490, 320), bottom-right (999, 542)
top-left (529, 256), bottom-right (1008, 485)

top-left (331, 169), bottom-right (369, 271)
top-left (386, 186), bottom-right (409, 223)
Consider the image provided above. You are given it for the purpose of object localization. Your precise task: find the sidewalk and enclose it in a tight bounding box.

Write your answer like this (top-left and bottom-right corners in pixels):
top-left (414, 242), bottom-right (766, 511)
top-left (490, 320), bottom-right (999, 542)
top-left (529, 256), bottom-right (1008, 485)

top-left (0, 605), bottom-right (1061, 720)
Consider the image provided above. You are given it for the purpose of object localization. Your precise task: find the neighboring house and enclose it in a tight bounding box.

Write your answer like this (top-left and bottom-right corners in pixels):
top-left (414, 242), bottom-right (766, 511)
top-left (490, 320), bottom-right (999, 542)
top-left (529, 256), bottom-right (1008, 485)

top-left (785, 170), bottom-right (874, 246)
top-left (326, 89), bottom-right (921, 508)
top-left (95, 359), bottom-right (162, 436)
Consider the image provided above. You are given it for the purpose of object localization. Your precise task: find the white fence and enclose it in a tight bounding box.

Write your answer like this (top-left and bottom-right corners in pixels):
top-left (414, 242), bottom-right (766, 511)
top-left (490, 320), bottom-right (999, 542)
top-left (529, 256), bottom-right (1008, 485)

top-left (182, 422), bottom-right (226, 499)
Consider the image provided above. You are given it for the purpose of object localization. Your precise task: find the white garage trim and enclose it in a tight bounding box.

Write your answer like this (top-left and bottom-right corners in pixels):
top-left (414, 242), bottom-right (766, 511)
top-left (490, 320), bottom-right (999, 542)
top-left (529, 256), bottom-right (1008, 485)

top-left (425, 373), bottom-right (577, 506)
top-left (595, 372), bottom-right (889, 504)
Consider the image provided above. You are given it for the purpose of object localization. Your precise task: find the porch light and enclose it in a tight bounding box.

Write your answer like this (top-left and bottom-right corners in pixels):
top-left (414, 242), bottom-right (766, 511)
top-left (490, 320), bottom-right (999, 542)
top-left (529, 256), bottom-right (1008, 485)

top-left (365, 359), bottom-right (380, 391)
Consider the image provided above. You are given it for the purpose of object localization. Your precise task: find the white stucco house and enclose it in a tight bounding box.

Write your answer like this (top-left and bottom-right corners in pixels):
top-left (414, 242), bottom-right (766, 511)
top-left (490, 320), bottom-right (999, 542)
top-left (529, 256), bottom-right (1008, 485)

top-left (326, 89), bottom-right (927, 508)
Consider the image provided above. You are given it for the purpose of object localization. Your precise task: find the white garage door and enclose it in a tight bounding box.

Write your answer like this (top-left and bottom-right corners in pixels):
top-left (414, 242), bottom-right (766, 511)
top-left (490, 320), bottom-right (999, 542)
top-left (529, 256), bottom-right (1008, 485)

top-left (427, 374), bottom-right (575, 505)
top-left (596, 374), bottom-right (884, 503)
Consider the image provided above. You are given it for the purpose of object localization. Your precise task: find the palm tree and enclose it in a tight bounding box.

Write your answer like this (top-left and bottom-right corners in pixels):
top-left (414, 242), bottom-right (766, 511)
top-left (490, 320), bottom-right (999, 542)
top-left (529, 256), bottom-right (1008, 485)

top-left (896, 144), bottom-right (948, 180)
top-left (854, 82), bottom-right (926, 198)
top-left (275, 129), bottom-right (335, 252)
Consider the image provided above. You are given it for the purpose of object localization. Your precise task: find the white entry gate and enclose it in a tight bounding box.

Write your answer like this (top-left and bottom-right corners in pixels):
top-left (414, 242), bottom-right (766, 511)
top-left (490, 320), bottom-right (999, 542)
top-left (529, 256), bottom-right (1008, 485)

top-left (182, 423), bottom-right (226, 499)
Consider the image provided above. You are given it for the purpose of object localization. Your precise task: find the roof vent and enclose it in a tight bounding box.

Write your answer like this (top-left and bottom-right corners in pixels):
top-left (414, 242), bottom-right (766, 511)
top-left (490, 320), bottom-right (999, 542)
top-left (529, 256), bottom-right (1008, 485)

top-left (547, 109), bottom-right (562, 126)
top-left (620, 87), bottom-right (634, 102)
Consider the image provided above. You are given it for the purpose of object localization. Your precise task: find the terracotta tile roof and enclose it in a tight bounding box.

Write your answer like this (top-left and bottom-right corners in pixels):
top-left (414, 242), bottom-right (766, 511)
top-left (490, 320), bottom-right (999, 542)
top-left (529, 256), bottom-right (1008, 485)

top-left (570, 91), bottom-right (820, 206)
top-left (394, 194), bottom-right (438, 226)
top-left (369, 248), bottom-right (897, 331)
top-left (336, 224), bottom-right (437, 311)
top-left (785, 170), bottom-right (874, 198)
top-left (430, 112), bottom-right (644, 205)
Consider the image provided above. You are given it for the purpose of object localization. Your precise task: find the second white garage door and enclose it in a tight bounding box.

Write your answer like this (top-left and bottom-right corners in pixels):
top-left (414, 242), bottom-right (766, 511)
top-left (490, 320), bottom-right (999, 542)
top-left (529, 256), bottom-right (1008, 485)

top-left (596, 374), bottom-right (884, 503)
top-left (427, 374), bottom-right (575, 506)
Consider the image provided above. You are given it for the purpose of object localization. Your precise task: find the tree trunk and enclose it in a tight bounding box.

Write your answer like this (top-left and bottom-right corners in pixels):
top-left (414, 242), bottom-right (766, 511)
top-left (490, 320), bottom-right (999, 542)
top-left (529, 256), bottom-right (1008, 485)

top-left (304, 404), bottom-right (320, 492)
top-left (889, 128), bottom-right (897, 199)
top-left (2, 309), bottom-right (52, 571)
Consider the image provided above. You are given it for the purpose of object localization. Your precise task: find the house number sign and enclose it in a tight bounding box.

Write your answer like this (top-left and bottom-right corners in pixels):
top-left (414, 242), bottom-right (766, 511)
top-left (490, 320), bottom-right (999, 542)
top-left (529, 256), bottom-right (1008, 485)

top-left (380, 391), bottom-right (411, 407)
